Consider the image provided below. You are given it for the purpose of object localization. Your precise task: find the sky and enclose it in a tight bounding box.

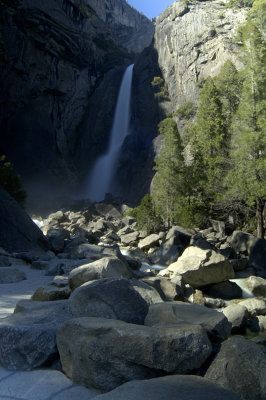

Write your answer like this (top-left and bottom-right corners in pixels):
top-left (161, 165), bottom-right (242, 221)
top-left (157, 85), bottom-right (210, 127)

top-left (126, 0), bottom-right (173, 19)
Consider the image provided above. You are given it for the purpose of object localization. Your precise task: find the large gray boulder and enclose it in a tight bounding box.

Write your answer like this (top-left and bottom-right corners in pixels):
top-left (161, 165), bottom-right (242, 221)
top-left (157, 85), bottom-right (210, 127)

top-left (57, 317), bottom-right (212, 391)
top-left (69, 278), bottom-right (162, 325)
top-left (0, 300), bottom-right (71, 370)
top-left (0, 186), bottom-right (50, 254)
top-left (138, 234), bottom-right (160, 250)
top-left (92, 375), bottom-right (241, 400)
top-left (205, 336), bottom-right (266, 400)
top-left (144, 302), bottom-right (231, 343)
top-left (0, 267), bottom-right (26, 284)
top-left (68, 257), bottom-right (132, 291)
top-left (249, 238), bottom-right (266, 277)
top-left (159, 246), bottom-right (234, 287)
top-left (229, 231), bottom-right (258, 255)
top-left (64, 243), bottom-right (124, 261)
top-left (238, 297), bottom-right (266, 318)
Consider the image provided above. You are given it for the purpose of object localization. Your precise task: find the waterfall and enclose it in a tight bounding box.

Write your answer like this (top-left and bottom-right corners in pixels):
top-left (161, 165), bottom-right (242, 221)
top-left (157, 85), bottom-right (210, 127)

top-left (85, 64), bottom-right (134, 202)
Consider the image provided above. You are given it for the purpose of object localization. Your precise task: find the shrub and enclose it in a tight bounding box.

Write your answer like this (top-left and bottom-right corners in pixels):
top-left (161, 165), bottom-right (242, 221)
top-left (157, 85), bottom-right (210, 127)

top-left (175, 101), bottom-right (196, 120)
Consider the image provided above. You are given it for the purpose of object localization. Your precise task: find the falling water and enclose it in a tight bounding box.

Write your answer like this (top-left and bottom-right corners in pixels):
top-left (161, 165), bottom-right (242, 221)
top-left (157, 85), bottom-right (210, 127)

top-left (85, 64), bottom-right (134, 202)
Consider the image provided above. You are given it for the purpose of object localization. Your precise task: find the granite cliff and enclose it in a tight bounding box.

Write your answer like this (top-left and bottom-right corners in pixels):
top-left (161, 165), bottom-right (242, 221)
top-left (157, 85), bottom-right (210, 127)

top-left (154, 0), bottom-right (247, 113)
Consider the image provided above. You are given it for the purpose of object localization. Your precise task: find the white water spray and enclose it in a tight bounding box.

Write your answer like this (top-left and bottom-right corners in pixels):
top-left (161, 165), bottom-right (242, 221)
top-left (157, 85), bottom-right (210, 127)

top-left (85, 64), bottom-right (134, 202)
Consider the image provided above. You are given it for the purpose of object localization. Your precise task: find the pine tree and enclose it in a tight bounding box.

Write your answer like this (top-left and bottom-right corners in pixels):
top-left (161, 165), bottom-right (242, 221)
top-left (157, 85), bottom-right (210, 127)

top-left (187, 77), bottom-right (228, 208)
top-left (225, 21), bottom-right (266, 237)
top-left (152, 118), bottom-right (186, 226)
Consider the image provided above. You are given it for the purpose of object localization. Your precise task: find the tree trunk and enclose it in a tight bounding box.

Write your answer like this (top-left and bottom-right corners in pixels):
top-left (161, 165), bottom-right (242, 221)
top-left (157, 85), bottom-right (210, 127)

top-left (257, 197), bottom-right (265, 238)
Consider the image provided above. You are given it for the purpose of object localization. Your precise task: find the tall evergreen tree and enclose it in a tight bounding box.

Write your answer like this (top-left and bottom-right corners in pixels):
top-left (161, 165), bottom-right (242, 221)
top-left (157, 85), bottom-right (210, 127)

top-left (152, 118), bottom-right (186, 226)
top-left (187, 77), bottom-right (228, 210)
top-left (224, 20), bottom-right (266, 237)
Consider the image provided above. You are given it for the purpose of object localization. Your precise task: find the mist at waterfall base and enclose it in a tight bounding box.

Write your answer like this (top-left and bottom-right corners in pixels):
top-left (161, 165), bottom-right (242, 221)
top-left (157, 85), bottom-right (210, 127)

top-left (82, 64), bottom-right (134, 202)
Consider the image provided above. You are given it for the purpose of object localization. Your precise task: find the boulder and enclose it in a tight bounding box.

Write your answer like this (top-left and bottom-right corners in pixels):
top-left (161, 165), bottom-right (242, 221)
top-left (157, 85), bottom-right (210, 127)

top-left (57, 317), bottom-right (212, 391)
top-left (94, 203), bottom-right (122, 219)
top-left (202, 281), bottom-right (242, 300)
top-left (119, 231), bottom-right (140, 245)
top-left (205, 336), bottom-right (266, 400)
top-left (209, 219), bottom-right (225, 236)
top-left (138, 234), bottom-right (161, 250)
top-left (141, 276), bottom-right (184, 301)
top-left (229, 258), bottom-right (249, 271)
top-left (64, 243), bottom-right (124, 261)
top-left (31, 260), bottom-right (50, 270)
top-left (222, 304), bottom-right (248, 333)
top-left (249, 238), bottom-right (266, 276)
top-left (68, 257), bottom-right (132, 291)
top-left (69, 278), bottom-right (162, 325)
top-left (149, 237), bottom-right (182, 266)
top-left (187, 289), bottom-right (205, 306)
top-left (0, 186), bottom-right (50, 254)
top-left (247, 316), bottom-right (266, 334)
top-left (243, 276), bottom-right (266, 297)
top-left (144, 302), bottom-right (231, 344)
top-left (238, 297), bottom-right (266, 318)
top-left (229, 231), bottom-right (257, 255)
top-left (0, 267), bottom-right (26, 284)
top-left (0, 300), bottom-right (71, 370)
top-left (31, 284), bottom-right (71, 301)
top-left (159, 246), bottom-right (235, 287)
top-left (92, 375), bottom-right (241, 400)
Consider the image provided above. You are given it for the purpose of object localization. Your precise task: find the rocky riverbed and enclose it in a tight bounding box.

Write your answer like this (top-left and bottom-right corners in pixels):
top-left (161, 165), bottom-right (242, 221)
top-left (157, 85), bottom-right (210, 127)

top-left (0, 190), bottom-right (266, 400)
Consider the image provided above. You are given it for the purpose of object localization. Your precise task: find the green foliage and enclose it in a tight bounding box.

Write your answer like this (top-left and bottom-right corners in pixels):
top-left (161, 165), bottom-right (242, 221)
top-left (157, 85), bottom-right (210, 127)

top-left (214, 60), bottom-right (243, 125)
top-left (130, 194), bottom-right (162, 233)
top-left (248, 0), bottom-right (266, 32)
top-left (0, 155), bottom-right (26, 205)
top-left (152, 118), bottom-right (187, 226)
top-left (151, 76), bottom-right (169, 101)
top-left (175, 101), bottom-right (196, 120)
top-left (226, 0), bottom-right (255, 7)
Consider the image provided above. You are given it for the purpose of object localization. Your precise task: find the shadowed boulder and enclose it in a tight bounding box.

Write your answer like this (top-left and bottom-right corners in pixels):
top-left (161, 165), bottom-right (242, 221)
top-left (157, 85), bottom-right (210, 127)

top-left (0, 186), bottom-right (50, 254)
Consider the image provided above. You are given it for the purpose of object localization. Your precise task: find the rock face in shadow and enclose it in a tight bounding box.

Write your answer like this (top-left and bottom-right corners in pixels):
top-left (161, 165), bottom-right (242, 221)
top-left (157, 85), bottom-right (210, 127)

top-left (0, 0), bottom-right (154, 206)
top-left (0, 186), bottom-right (50, 254)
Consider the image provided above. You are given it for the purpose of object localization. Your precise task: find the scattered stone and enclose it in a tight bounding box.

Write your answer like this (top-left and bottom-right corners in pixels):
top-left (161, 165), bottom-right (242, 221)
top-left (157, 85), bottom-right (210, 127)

top-left (92, 375), bottom-right (241, 400)
top-left (229, 231), bottom-right (257, 255)
top-left (209, 219), bottom-right (225, 236)
top-left (64, 243), bottom-right (124, 261)
top-left (141, 276), bottom-right (184, 301)
top-left (202, 281), bottom-right (242, 300)
top-left (144, 301), bottom-right (231, 344)
top-left (0, 300), bottom-right (71, 370)
top-left (188, 289), bottom-right (205, 306)
top-left (247, 316), bottom-right (266, 333)
top-left (31, 284), bottom-right (71, 301)
top-left (138, 234), bottom-right (161, 250)
top-left (31, 260), bottom-right (50, 270)
top-left (243, 276), bottom-right (266, 297)
top-left (159, 246), bottom-right (234, 287)
top-left (205, 336), bottom-right (266, 400)
top-left (149, 237), bottom-right (182, 266)
top-left (57, 317), bottom-right (212, 391)
top-left (51, 275), bottom-right (69, 287)
top-left (237, 297), bottom-right (266, 318)
top-left (68, 257), bottom-right (132, 291)
top-left (120, 231), bottom-right (139, 245)
top-left (222, 304), bottom-right (248, 333)
top-left (229, 258), bottom-right (249, 271)
top-left (69, 278), bottom-right (161, 324)
top-left (0, 267), bottom-right (26, 284)
top-left (204, 297), bottom-right (226, 309)
top-left (249, 238), bottom-right (266, 277)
